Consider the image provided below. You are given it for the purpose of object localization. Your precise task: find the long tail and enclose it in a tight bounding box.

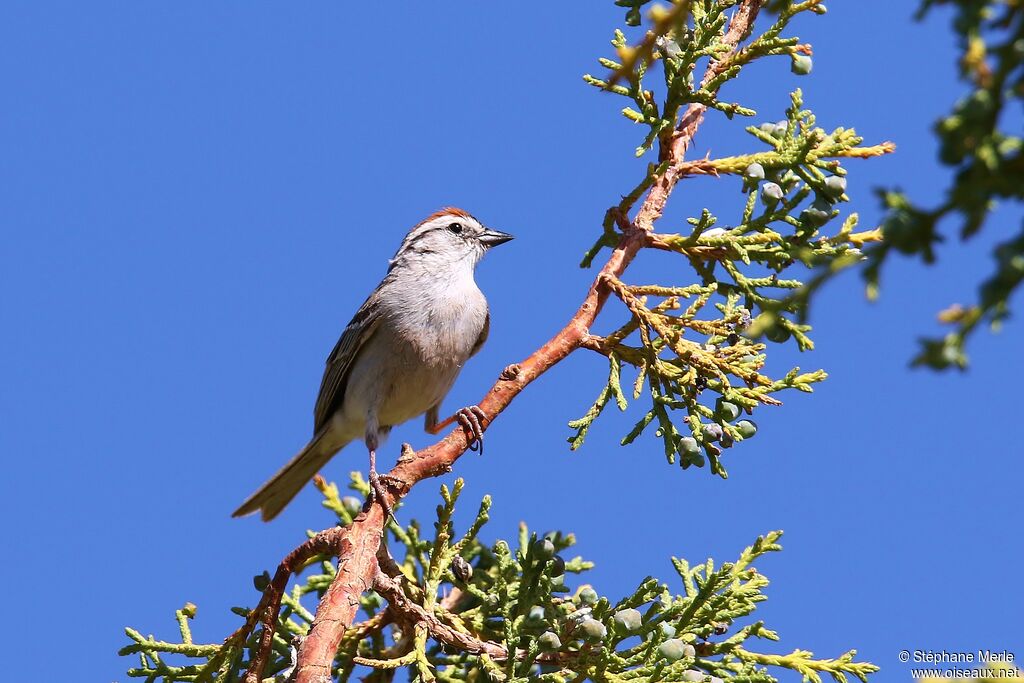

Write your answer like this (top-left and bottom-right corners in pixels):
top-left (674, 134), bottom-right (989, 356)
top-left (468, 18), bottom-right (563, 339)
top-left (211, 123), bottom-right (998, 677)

top-left (232, 431), bottom-right (347, 521)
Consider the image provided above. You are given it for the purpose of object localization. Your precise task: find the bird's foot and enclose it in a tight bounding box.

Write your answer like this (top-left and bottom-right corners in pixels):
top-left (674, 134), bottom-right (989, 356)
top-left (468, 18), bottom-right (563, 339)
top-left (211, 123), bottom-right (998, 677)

top-left (368, 468), bottom-right (398, 521)
top-left (455, 405), bottom-right (488, 454)
top-left (500, 363), bottom-right (522, 381)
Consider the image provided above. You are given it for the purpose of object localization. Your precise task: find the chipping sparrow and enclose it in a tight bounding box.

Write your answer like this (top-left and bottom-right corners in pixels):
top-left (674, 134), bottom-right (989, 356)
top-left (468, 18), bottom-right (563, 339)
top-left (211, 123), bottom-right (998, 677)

top-left (233, 208), bottom-right (513, 521)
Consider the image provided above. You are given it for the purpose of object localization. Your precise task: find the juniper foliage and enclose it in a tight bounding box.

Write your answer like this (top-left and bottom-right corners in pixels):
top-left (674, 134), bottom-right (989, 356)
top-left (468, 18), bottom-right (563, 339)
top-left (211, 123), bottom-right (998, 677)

top-left (569, 0), bottom-right (891, 475)
top-left (864, 0), bottom-right (1024, 369)
top-left (121, 476), bottom-right (878, 683)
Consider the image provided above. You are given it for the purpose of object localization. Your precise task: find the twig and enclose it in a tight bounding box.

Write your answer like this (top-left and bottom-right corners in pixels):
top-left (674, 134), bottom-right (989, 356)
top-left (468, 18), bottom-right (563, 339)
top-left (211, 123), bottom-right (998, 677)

top-left (372, 573), bottom-right (578, 666)
top-left (372, 573), bottom-right (508, 659)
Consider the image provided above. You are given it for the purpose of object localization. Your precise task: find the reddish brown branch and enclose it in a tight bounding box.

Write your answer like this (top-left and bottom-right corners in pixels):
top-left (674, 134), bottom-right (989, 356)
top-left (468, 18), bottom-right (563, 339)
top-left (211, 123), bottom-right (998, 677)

top-left (210, 525), bottom-right (346, 683)
top-left (289, 511), bottom-right (383, 683)
top-left (265, 4), bottom-right (767, 681)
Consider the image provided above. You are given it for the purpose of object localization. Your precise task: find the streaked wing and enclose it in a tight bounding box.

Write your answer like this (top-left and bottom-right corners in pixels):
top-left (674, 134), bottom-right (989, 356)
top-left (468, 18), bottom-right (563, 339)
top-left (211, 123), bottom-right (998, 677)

top-left (313, 291), bottom-right (382, 433)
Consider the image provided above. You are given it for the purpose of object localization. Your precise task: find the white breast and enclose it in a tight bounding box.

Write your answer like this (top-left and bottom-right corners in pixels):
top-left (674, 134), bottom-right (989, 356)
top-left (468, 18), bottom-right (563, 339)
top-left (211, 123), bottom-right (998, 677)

top-left (340, 266), bottom-right (489, 431)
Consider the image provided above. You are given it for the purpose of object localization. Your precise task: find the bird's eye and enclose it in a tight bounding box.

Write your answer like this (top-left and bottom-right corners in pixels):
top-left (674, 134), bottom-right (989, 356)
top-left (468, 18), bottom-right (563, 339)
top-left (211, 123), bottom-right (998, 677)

top-left (447, 222), bottom-right (463, 234)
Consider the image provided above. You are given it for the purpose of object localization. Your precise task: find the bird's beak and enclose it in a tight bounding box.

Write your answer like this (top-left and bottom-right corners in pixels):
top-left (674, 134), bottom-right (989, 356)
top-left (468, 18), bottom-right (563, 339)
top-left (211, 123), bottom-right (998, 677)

top-left (479, 228), bottom-right (514, 247)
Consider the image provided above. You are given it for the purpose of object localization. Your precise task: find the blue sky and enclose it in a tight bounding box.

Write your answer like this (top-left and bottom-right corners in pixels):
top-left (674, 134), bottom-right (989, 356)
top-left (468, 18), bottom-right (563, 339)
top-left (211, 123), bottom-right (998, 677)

top-left (2, 3), bottom-right (1021, 682)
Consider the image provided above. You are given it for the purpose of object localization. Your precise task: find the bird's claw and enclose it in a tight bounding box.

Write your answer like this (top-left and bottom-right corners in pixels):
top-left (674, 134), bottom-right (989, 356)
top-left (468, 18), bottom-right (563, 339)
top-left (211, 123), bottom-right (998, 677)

top-left (455, 405), bottom-right (487, 454)
top-left (368, 469), bottom-right (398, 521)
top-left (500, 363), bottom-right (522, 381)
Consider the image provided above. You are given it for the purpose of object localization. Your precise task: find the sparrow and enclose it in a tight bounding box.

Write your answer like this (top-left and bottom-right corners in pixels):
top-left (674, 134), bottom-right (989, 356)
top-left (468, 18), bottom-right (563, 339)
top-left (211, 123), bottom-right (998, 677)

top-left (233, 208), bottom-right (513, 521)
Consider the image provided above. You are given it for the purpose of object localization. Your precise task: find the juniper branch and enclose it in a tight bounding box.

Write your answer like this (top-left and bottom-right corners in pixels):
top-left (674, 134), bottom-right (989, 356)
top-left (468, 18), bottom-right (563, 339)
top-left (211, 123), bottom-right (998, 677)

top-left (122, 3), bottom-right (892, 682)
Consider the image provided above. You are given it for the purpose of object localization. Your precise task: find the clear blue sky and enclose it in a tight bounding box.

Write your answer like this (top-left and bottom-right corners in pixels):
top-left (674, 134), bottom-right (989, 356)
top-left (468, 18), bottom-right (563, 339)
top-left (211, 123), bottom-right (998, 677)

top-left (2, 3), bottom-right (1021, 682)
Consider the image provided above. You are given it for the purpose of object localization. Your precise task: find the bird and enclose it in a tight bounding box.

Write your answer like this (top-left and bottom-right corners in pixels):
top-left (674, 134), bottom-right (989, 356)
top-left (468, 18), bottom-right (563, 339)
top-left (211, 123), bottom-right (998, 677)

top-left (233, 208), bottom-right (513, 521)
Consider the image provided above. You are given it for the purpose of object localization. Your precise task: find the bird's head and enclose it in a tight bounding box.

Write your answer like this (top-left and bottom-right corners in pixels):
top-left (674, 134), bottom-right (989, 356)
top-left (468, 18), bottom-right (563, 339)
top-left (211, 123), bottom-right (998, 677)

top-left (391, 208), bottom-right (513, 271)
